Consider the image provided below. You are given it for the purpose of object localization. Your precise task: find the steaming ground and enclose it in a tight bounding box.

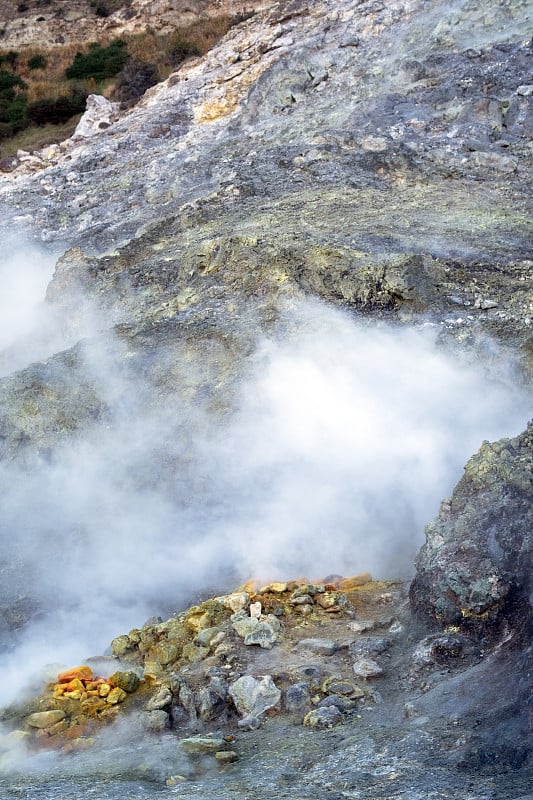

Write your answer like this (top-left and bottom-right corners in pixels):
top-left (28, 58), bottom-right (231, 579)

top-left (0, 246), bottom-right (531, 709)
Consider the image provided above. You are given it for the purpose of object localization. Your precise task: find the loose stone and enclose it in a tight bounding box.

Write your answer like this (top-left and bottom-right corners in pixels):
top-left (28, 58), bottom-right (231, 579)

top-left (249, 601), bottom-right (262, 619)
top-left (237, 715), bottom-right (261, 730)
top-left (296, 638), bottom-right (337, 655)
top-left (293, 603), bottom-right (313, 616)
top-left (317, 694), bottom-right (355, 712)
top-left (265, 582), bottom-right (288, 594)
top-left (303, 706), bottom-right (343, 728)
top-left (109, 670), bottom-right (140, 693)
top-left (290, 594), bottom-right (314, 605)
top-left (58, 666), bottom-right (93, 684)
top-left (110, 635), bottom-right (132, 658)
top-left (195, 626), bottom-right (222, 646)
top-left (215, 750), bottom-right (238, 763)
top-left (352, 658), bottom-right (384, 679)
top-left (350, 637), bottom-right (391, 657)
top-left (141, 710), bottom-right (170, 731)
top-left (284, 683), bottom-right (311, 712)
top-left (181, 736), bottom-right (226, 754)
top-left (26, 710), bottom-right (66, 729)
top-left (231, 611), bottom-right (258, 638)
top-left (222, 592), bottom-right (250, 613)
top-left (348, 620), bottom-right (376, 633)
top-left (243, 621), bottom-right (277, 649)
top-left (322, 677), bottom-right (364, 698)
top-left (229, 674), bottom-right (281, 719)
top-left (198, 687), bottom-right (226, 722)
top-left (106, 687), bottom-right (128, 704)
top-left (146, 686), bottom-right (173, 710)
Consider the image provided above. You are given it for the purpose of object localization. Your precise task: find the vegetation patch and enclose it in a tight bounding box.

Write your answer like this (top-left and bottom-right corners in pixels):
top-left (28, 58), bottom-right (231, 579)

top-left (65, 39), bottom-right (129, 82)
top-left (0, 11), bottom-right (255, 156)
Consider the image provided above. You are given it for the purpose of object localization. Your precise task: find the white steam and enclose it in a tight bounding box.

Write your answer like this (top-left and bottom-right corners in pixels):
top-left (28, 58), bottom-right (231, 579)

top-left (0, 245), bottom-right (530, 710)
top-left (0, 243), bottom-right (58, 375)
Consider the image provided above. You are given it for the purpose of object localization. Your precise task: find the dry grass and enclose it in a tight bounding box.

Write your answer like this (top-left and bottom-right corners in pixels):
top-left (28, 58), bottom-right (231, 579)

top-left (0, 115), bottom-right (81, 157)
top-left (126, 15), bottom-right (239, 78)
top-left (9, 40), bottom-right (121, 101)
top-left (0, 13), bottom-right (250, 151)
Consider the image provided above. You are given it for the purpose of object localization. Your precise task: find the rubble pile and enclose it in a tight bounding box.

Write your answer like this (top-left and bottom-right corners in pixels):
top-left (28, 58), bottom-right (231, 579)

top-left (4, 574), bottom-right (407, 754)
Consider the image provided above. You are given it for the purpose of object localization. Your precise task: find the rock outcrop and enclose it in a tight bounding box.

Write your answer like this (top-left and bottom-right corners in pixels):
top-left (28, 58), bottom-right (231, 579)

top-left (411, 422), bottom-right (533, 640)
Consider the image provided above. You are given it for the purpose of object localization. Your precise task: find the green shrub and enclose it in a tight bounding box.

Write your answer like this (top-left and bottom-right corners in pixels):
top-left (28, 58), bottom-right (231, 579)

top-left (0, 69), bottom-right (26, 98)
top-left (28, 54), bottom-right (48, 70)
top-left (65, 39), bottom-right (129, 81)
top-left (89, 0), bottom-right (123, 15)
top-left (0, 70), bottom-right (27, 134)
top-left (6, 96), bottom-right (28, 131)
top-left (111, 59), bottom-right (159, 107)
top-left (27, 89), bottom-right (87, 125)
top-left (0, 51), bottom-right (20, 69)
top-left (0, 70), bottom-right (28, 136)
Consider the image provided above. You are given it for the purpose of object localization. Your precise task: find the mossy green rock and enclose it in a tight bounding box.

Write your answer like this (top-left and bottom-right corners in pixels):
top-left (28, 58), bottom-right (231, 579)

top-left (109, 670), bottom-right (140, 693)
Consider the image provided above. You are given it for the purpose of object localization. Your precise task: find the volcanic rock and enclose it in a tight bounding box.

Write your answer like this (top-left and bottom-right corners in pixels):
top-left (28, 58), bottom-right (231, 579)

top-left (73, 95), bottom-right (121, 139)
top-left (352, 657), bottom-right (384, 679)
top-left (26, 710), bottom-right (66, 729)
top-left (295, 638), bottom-right (338, 656)
top-left (228, 675), bottom-right (281, 720)
top-left (0, 0), bottom-right (532, 796)
top-left (303, 705), bottom-right (343, 728)
top-left (181, 735), bottom-right (226, 754)
top-left (109, 670), bottom-right (141, 693)
top-left (411, 422), bottom-right (533, 640)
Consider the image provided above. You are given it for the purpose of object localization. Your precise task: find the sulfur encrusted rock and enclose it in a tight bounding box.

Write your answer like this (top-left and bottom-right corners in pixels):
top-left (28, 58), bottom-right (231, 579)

top-left (109, 670), bottom-right (140, 693)
top-left (26, 710), bottom-right (66, 729)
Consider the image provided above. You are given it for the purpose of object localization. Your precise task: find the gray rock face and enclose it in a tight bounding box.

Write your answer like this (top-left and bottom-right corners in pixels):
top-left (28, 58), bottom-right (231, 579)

top-left (410, 422), bottom-right (533, 640)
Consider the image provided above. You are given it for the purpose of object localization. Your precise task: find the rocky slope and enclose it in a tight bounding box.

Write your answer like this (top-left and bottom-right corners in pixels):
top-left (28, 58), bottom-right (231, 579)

top-left (0, 0), bottom-right (531, 796)
top-left (1, 574), bottom-right (531, 799)
top-left (0, 0), bottom-right (268, 49)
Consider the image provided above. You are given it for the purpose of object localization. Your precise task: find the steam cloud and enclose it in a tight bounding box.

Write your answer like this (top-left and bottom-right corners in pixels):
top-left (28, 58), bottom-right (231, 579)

top-left (0, 241), bottom-right (530, 710)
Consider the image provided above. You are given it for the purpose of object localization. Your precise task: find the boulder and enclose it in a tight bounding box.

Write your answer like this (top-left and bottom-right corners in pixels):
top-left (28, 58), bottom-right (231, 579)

top-left (109, 670), bottom-right (140, 693)
top-left (284, 683), bottom-right (311, 713)
top-left (141, 710), bottom-right (169, 732)
top-left (26, 710), bottom-right (66, 729)
top-left (73, 95), bottom-right (121, 138)
top-left (410, 423), bottom-right (533, 640)
top-left (295, 638), bottom-right (337, 656)
top-left (58, 665), bottom-right (93, 683)
top-left (303, 706), bottom-right (343, 728)
top-left (146, 686), bottom-right (172, 710)
top-left (181, 735), bottom-right (226, 754)
top-left (352, 658), bottom-right (384, 679)
top-left (228, 675), bottom-right (281, 719)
